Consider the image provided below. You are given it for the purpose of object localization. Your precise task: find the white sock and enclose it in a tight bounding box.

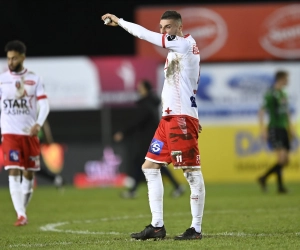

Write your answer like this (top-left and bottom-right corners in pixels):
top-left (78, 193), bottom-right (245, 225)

top-left (21, 177), bottom-right (34, 208)
top-left (184, 171), bottom-right (205, 233)
top-left (9, 175), bottom-right (26, 218)
top-left (143, 169), bottom-right (164, 227)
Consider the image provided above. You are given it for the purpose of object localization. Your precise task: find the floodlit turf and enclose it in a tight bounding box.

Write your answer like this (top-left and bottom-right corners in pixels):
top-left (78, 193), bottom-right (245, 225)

top-left (0, 182), bottom-right (299, 250)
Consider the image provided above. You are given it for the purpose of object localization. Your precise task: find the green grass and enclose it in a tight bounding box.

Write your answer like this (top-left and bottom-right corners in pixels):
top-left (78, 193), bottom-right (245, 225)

top-left (0, 182), bottom-right (300, 250)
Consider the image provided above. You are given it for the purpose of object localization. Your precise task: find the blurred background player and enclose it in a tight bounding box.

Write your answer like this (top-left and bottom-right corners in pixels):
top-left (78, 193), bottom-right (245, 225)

top-left (258, 70), bottom-right (295, 194)
top-left (113, 79), bottom-right (185, 199)
top-left (102, 10), bottom-right (205, 240)
top-left (0, 40), bottom-right (50, 226)
top-left (36, 119), bottom-right (64, 189)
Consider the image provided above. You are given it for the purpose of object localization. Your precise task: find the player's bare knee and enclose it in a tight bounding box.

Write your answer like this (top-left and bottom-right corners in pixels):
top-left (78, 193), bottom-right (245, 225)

top-left (278, 156), bottom-right (289, 166)
top-left (23, 170), bottom-right (34, 180)
top-left (141, 160), bottom-right (160, 170)
top-left (8, 168), bottom-right (21, 176)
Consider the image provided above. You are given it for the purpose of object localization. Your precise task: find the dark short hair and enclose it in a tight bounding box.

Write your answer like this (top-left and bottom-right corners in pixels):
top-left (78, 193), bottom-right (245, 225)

top-left (275, 70), bottom-right (288, 81)
top-left (5, 40), bottom-right (27, 55)
top-left (161, 10), bottom-right (182, 22)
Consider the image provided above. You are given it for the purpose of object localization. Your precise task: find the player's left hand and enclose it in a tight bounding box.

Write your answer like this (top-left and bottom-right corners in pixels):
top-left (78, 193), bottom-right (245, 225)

top-left (198, 123), bottom-right (202, 133)
top-left (30, 124), bottom-right (41, 137)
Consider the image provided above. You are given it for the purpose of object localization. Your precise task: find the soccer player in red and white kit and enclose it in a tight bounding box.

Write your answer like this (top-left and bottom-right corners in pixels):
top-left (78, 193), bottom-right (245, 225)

top-left (0, 40), bottom-right (50, 226)
top-left (102, 11), bottom-right (205, 240)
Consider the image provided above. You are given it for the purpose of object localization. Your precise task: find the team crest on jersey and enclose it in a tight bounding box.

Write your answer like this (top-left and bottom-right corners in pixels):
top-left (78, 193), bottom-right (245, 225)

top-left (167, 35), bottom-right (177, 41)
top-left (193, 45), bottom-right (200, 54)
top-left (148, 139), bottom-right (164, 155)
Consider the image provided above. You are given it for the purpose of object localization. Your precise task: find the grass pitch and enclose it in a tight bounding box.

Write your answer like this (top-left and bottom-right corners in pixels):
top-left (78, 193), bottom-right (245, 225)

top-left (0, 182), bottom-right (299, 250)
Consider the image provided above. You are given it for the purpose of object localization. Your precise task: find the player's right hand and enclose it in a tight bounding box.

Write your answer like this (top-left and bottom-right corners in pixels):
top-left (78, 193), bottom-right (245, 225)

top-left (102, 13), bottom-right (119, 27)
top-left (30, 124), bottom-right (41, 137)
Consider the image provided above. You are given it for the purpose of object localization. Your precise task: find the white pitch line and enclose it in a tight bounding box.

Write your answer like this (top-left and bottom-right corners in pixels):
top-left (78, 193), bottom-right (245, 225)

top-left (39, 212), bottom-right (300, 238)
top-left (40, 222), bottom-right (121, 235)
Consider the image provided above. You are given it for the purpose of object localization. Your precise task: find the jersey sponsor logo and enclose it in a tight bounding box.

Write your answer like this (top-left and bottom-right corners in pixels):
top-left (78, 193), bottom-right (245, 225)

top-left (9, 150), bottom-right (19, 162)
top-left (190, 96), bottom-right (197, 107)
top-left (3, 99), bottom-right (29, 109)
top-left (24, 80), bottom-right (36, 85)
top-left (167, 35), bottom-right (177, 41)
top-left (3, 98), bottom-right (31, 115)
top-left (149, 139), bottom-right (164, 155)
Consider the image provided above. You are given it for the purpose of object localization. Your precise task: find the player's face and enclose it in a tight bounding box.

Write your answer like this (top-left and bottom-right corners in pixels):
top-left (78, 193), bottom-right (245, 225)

top-left (282, 76), bottom-right (288, 87)
top-left (7, 50), bottom-right (25, 72)
top-left (278, 75), bottom-right (288, 88)
top-left (160, 19), bottom-right (182, 36)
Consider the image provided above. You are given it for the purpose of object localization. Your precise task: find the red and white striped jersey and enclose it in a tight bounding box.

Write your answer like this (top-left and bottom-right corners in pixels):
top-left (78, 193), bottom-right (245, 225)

top-left (118, 19), bottom-right (200, 119)
top-left (0, 69), bottom-right (48, 135)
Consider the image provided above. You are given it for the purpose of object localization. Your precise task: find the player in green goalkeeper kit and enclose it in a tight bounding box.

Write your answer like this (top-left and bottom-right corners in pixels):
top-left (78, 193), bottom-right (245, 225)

top-left (258, 70), bottom-right (295, 193)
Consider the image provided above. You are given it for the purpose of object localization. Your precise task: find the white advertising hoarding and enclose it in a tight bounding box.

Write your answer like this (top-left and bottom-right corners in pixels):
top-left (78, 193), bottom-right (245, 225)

top-left (0, 57), bottom-right (101, 110)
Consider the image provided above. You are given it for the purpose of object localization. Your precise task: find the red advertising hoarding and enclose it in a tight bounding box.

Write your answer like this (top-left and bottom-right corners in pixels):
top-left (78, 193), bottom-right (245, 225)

top-left (135, 3), bottom-right (300, 61)
top-left (90, 56), bottom-right (160, 105)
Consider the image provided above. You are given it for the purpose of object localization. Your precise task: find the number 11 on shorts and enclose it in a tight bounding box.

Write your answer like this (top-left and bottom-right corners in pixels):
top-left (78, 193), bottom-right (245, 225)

top-left (171, 151), bottom-right (183, 163)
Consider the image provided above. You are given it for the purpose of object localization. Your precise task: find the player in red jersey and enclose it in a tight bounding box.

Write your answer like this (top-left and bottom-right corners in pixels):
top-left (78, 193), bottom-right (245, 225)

top-left (0, 40), bottom-right (50, 226)
top-left (102, 11), bottom-right (205, 240)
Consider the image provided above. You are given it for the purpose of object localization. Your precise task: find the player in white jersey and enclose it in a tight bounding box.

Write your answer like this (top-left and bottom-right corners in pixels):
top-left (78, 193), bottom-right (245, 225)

top-left (0, 40), bottom-right (50, 226)
top-left (102, 11), bottom-right (205, 240)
